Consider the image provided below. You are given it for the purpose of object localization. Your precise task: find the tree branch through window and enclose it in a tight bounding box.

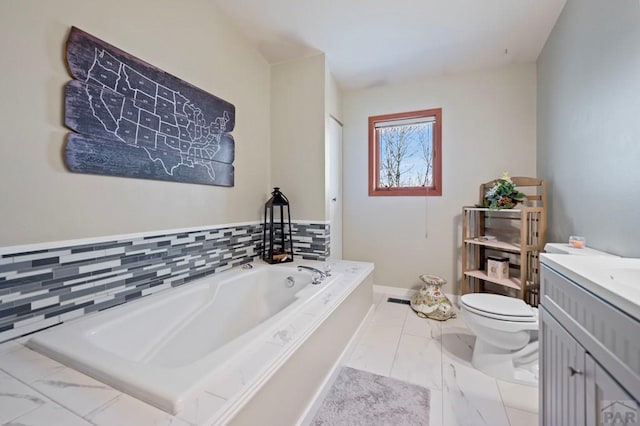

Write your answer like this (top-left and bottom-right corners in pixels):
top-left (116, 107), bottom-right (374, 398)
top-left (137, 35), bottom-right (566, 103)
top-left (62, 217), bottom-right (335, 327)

top-left (368, 108), bottom-right (442, 196)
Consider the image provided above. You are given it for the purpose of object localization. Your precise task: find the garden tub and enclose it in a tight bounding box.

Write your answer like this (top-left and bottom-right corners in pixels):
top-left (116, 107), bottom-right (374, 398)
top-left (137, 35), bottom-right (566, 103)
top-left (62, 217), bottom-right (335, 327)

top-left (27, 261), bottom-right (347, 414)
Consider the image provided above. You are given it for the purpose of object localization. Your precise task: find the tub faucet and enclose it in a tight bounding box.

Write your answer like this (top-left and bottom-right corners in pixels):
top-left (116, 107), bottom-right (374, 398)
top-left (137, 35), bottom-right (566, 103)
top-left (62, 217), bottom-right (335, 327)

top-left (297, 266), bottom-right (327, 285)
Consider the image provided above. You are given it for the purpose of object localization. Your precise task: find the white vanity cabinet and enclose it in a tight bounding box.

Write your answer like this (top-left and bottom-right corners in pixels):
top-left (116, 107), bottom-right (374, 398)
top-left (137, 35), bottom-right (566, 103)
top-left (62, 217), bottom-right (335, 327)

top-left (540, 258), bottom-right (640, 426)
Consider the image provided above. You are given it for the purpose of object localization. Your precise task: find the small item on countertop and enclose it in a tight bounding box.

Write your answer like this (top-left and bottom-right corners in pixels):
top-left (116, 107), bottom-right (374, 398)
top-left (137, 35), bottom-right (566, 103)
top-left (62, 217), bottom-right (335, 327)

top-left (569, 235), bottom-right (586, 249)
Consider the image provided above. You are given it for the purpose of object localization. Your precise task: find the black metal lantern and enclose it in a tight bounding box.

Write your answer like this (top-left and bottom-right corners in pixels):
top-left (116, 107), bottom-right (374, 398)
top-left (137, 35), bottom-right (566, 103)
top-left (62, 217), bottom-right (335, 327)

top-left (262, 187), bottom-right (294, 264)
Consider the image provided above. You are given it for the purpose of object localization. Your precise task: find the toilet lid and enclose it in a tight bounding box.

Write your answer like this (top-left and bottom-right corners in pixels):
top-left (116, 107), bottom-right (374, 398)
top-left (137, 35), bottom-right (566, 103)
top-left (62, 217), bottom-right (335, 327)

top-left (461, 293), bottom-right (536, 320)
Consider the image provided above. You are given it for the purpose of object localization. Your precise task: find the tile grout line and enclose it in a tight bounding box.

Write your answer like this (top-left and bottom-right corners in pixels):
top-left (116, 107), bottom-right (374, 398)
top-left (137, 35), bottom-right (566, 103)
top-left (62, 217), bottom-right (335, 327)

top-left (83, 393), bottom-right (125, 424)
top-left (0, 381), bottom-right (44, 425)
top-left (438, 317), bottom-right (445, 424)
top-left (0, 363), bottom-right (99, 425)
top-left (387, 299), bottom-right (410, 377)
top-left (496, 383), bottom-right (515, 426)
top-left (28, 367), bottom-right (119, 424)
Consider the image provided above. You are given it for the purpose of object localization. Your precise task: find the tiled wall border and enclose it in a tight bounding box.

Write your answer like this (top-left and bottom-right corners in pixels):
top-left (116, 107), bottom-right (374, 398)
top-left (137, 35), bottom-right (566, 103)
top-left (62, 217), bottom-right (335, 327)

top-left (0, 220), bottom-right (330, 342)
top-left (291, 222), bottom-right (330, 261)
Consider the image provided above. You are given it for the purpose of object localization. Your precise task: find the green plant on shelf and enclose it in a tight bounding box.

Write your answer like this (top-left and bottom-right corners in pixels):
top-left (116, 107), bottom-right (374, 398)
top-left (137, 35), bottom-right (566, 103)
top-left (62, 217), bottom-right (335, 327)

top-left (483, 172), bottom-right (527, 210)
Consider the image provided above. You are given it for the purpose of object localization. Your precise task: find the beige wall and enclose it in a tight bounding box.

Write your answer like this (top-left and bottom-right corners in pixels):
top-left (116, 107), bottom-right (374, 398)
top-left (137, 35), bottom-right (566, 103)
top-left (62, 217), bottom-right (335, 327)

top-left (343, 64), bottom-right (537, 293)
top-left (0, 0), bottom-right (271, 246)
top-left (271, 54), bottom-right (327, 221)
top-left (537, 0), bottom-right (640, 257)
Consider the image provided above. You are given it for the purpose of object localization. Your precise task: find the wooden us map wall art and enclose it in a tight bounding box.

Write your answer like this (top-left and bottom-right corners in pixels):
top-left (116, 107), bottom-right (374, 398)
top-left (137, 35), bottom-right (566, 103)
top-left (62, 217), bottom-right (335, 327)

top-left (64, 27), bottom-right (235, 187)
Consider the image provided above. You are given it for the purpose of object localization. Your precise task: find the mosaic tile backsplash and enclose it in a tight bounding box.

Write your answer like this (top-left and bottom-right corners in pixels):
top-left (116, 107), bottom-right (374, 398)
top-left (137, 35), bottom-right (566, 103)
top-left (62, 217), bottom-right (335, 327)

top-left (0, 221), bottom-right (329, 342)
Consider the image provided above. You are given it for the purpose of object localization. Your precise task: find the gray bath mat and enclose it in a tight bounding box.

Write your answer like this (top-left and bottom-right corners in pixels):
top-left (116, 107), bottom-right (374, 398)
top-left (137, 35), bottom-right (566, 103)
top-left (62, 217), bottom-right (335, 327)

top-left (312, 366), bottom-right (430, 426)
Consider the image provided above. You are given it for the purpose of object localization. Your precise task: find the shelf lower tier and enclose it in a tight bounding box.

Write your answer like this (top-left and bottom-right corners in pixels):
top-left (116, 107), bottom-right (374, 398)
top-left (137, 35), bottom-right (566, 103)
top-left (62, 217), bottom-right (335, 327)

top-left (464, 270), bottom-right (521, 290)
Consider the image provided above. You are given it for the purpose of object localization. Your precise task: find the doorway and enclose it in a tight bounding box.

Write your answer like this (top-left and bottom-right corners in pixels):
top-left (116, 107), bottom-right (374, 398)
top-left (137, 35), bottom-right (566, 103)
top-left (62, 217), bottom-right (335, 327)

top-left (328, 116), bottom-right (343, 259)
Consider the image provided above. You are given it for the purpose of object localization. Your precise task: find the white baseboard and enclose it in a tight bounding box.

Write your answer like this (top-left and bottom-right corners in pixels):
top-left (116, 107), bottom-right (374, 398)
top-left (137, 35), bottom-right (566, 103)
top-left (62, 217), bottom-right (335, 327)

top-left (373, 285), bottom-right (460, 305)
top-left (295, 303), bottom-right (376, 426)
top-left (373, 284), bottom-right (417, 299)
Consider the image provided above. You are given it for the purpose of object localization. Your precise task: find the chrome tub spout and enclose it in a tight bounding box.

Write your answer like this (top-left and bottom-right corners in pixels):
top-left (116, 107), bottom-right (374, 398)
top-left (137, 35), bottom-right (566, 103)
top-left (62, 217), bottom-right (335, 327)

top-left (297, 266), bottom-right (327, 284)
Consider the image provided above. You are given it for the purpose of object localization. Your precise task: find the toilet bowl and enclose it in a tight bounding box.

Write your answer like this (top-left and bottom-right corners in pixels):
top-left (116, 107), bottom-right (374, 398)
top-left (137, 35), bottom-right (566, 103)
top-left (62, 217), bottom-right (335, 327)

top-left (460, 293), bottom-right (539, 386)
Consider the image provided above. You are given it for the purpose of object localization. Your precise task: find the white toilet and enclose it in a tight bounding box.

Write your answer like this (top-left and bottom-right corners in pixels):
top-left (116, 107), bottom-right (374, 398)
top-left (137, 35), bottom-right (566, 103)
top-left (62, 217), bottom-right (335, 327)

top-left (460, 293), bottom-right (539, 386)
top-left (460, 242), bottom-right (618, 386)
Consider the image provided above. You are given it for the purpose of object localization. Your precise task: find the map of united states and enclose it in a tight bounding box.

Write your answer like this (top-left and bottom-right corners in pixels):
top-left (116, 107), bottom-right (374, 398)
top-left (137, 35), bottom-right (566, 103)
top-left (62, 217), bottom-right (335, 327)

top-left (64, 27), bottom-right (235, 187)
top-left (82, 48), bottom-right (228, 180)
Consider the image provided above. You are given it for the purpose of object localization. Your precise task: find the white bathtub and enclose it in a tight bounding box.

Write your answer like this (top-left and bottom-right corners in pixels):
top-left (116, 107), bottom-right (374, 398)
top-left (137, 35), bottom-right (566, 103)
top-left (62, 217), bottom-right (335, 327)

top-left (27, 262), bottom-right (343, 414)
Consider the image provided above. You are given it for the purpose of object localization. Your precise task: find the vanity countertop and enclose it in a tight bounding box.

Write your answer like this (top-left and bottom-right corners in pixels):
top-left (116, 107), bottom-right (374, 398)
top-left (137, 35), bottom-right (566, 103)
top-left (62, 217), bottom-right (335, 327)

top-left (540, 253), bottom-right (640, 321)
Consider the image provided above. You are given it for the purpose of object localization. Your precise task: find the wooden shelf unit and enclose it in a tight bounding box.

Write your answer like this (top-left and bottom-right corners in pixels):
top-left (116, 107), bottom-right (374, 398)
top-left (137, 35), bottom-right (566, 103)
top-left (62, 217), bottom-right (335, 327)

top-left (461, 177), bottom-right (547, 305)
top-left (464, 269), bottom-right (521, 291)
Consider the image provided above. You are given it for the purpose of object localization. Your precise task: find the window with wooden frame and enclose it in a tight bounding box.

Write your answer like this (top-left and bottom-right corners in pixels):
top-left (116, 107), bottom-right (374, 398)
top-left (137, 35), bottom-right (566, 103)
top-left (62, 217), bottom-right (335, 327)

top-left (368, 108), bottom-right (442, 196)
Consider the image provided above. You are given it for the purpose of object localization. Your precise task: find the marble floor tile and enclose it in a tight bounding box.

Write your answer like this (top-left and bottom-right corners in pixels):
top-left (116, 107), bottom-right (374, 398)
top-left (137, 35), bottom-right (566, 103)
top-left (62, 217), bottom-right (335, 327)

top-left (505, 406), bottom-right (538, 426)
top-left (30, 367), bottom-right (120, 417)
top-left (402, 309), bottom-right (442, 340)
top-left (0, 370), bottom-right (48, 424)
top-left (438, 309), bottom-right (511, 426)
top-left (344, 298), bottom-right (411, 376)
top-left (441, 359), bottom-right (510, 426)
top-left (9, 402), bottom-right (92, 426)
top-left (440, 303), bottom-right (468, 331)
top-left (85, 393), bottom-right (186, 426)
top-left (336, 292), bottom-right (540, 426)
top-left (497, 379), bottom-right (539, 414)
top-left (176, 391), bottom-right (227, 425)
top-left (428, 388), bottom-right (444, 426)
top-left (390, 334), bottom-right (442, 390)
top-left (0, 345), bottom-right (66, 384)
top-left (0, 340), bottom-right (20, 355)
top-left (440, 327), bottom-right (476, 369)
top-left (344, 323), bottom-right (402, 377)
top-left (370, 298), bottom-right (409, 328)
top-left (154, 416), bottom-right (195, 426)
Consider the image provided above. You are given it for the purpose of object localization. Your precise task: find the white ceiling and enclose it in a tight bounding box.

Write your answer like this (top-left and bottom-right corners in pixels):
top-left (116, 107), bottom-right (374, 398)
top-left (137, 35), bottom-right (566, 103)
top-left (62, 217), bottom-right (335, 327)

top-left (214, 0), bottom-right (566, 90)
